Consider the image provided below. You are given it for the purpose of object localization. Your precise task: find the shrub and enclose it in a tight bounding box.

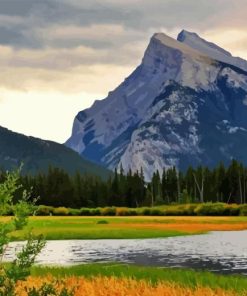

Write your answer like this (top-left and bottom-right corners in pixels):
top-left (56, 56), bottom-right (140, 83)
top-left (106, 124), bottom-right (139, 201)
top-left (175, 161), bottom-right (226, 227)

top-left (100, 207), bottom-right (116, 216)
top-left (149, 208), bottom-right (165, 216)
top-left (223, 204), bottom-right (240, 216)
top-left (96, 220), bottom-right (109, 224)
top-left (36, 205), bottom-right (54, 216)
top-left (68, 208), bottom-right (81, 216)
top-left (116, 207), bottom-right (135, 216)
top-left (194, 203), bottom-right (227, 216)
top-left (79, 208), bottom-right (92, 216)
top-left (128, 209), bottom-right (138, 216)
top-left (79, 208), bottom-right (101, 216)
top-left (52, 207), bottom-right (69, 216)
top-left (140, 208), bottom-right (151, 215)
top-left (163, 205), bottom-right (192, 216)
top-left (240, 205), bottom-right (247, 216)
top-left (90, 208), bottom-right (101, 216)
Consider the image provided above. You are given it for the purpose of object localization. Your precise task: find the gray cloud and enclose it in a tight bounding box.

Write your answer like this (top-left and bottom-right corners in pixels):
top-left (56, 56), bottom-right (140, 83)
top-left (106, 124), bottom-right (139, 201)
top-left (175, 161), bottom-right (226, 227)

top-left (0, 0), bottom-right (239, 50)
top-left (0, 0), bottom-right (246, 92)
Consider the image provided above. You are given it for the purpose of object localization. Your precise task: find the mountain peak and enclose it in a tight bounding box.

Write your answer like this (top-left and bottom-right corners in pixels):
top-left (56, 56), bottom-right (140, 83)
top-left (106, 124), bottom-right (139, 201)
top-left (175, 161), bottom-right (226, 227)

top-left (147, 32), bottom-right (210, 63)
top-left (177, 30), bottom-right (199, 42)
top-left (177, 29), bottom-right (231, 56)
top-left (177, 29), bottom-right (247, 71)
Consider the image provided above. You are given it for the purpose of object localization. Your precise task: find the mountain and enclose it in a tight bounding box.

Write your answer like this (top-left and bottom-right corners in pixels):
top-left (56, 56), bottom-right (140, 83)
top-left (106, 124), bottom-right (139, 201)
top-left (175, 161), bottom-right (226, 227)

top-left (0, 126), bottom-right (111, 178)
top-left (177, 30), bottom-right (247, 71)
top-left (66, 30), bottom-right (247, 180)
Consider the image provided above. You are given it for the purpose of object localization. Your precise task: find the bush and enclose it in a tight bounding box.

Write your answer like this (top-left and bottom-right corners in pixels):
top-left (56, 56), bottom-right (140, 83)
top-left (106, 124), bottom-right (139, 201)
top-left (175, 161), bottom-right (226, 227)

top-left (68, 208), bottom-right (81, 216)
top-left (100, 207), bottom-right (116, 216)
top-left (163, 205), bottom-right (192, 216)
top-left (79, 208), bottom-right (101, 216)
top-left (79, 208), bottom-right (93, 216)
top-left (52, 207), bottom-right (69, 216)
top-left (36, 205), bottom-right (54, 216)
top-left (116, 207), bottom-right (136, 216)
top-left (149, 208), bottom-right (165, 216)
top-left (90, 208), bottom-right (101, 216)
top-left (139, 208), bottom-right (151, 215)
top-left (194, 203), bottom-right (228, 216)
top-left (224, 204), bottom-right (240, 216)
top-left (96, 220), bottom-right (109, 224)
top-left (240, 205), bottom-right (247, 216)
top-left (2, 204), bottom-right (14, 216)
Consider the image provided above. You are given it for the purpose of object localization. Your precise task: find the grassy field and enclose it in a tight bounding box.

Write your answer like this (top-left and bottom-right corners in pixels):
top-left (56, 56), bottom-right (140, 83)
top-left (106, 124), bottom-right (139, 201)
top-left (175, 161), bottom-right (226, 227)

top-left (27, 263), bottom-right (247, 295)
top-left (2, 216), bottom-right (247, 240)
top-left (16, 276), bottom-right (242, 296)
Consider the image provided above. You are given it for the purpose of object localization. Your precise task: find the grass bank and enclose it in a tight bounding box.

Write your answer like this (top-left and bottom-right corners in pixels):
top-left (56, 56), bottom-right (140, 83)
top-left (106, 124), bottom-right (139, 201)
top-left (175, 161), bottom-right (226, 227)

top-left (31, 263), bottom-right (247, 294)
top-left (2, 216), bottom-right (247, 240)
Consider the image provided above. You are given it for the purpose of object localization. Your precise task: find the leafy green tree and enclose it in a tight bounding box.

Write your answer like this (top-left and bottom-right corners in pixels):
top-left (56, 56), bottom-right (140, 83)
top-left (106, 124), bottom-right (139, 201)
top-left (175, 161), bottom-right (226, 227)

top-left (0, 167), bottom-right (45, 296)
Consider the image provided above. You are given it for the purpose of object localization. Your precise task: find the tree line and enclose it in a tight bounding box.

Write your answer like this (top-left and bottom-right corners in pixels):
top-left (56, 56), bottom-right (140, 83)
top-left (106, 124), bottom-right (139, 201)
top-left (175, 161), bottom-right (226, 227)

top-left (0, 159), bottom-right (246, 208)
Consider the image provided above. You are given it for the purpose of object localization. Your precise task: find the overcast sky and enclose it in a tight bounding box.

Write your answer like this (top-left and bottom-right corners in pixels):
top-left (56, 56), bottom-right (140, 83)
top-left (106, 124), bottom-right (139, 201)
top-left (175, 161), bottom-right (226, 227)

top-left (0, 0), bottom-right (247, 143)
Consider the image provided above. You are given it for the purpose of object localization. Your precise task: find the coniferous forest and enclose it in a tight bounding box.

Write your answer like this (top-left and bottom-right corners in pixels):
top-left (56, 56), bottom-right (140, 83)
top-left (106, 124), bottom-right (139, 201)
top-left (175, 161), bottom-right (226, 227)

top-left (1, 159), bottom-right (247, 208)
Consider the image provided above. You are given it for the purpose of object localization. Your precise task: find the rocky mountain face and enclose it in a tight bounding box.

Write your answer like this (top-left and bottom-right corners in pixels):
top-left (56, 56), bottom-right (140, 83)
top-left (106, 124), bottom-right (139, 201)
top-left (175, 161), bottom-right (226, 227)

top-left (0, 126), bottom-right (110, 178)
top-left (66, 30), bottom-right (247, 180)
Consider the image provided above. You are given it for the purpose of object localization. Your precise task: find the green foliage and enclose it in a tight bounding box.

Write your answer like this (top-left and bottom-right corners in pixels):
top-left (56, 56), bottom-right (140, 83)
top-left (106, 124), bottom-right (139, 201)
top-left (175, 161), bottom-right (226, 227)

top-left (68, 208), bottom-right (81, 216)
top-left (0, 167), bottom-right (45, 296)
top-left (116, 207), bottom-right (137, 216)
top-left (240, 205), bottom-right (247, 216)
top-left (194, 203), bottom-right (229, 216)
top-left (96, 220), bottom-right (109, 224)
top-left (52, 207), bottom-right (69, 216)
top-left (36, 206), bottom-right (54, 216)
top-left (79, 208), bottom-right (94, 216)
top-left (100, 207), bottom-right (116, 216)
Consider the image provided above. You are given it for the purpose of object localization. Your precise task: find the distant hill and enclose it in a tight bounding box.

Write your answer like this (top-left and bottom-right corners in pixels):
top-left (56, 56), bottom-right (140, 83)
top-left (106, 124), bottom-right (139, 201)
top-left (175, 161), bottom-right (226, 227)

top-left (0, 126), bottom-right (110, 178)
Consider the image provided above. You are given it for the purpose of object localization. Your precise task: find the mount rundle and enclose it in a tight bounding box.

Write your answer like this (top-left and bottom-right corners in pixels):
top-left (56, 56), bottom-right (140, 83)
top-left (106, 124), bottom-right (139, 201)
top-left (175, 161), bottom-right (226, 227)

top-left (66, 30), bottom-right (247, 180)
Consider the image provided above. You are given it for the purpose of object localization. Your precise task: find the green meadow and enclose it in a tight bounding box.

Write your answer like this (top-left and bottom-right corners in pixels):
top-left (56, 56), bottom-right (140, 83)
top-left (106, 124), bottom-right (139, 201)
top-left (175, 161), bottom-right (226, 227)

top-left (2, 215), bottom-right (247, 240)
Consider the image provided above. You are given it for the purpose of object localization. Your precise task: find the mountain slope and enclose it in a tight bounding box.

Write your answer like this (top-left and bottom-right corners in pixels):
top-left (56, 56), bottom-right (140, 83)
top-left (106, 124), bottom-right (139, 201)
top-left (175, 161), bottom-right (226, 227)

top-left (66, 30), bottom-right (247, 180)
top-left (0, 126), bottom-right (110, 178)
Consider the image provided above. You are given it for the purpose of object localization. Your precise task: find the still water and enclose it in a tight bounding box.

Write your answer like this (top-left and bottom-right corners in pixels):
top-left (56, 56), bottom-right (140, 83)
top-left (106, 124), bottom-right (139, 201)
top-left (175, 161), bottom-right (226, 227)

top-left (4, 231), bottom-right (247, 275)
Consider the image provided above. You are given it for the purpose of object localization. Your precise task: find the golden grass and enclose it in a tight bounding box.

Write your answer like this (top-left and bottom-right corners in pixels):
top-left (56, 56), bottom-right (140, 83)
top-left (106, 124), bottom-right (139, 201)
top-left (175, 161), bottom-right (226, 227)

top-left (2, 216), bottom-right (247, 240)
top-left (15, 276), bottom-right (240, 296)
top-left (111, 221), bottom-right (247, 233)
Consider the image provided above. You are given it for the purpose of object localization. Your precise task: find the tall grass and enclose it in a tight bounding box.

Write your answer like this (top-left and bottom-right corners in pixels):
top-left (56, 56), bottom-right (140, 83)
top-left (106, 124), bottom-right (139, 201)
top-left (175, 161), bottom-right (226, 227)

top-left (30, 264), bottom-right (247, 294)
top-left (16, 276), bottom-right (240, 296)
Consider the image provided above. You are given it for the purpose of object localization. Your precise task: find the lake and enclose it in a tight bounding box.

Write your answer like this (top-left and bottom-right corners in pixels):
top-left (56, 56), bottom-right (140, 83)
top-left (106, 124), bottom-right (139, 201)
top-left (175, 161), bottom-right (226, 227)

top-left (4, 230), bottom-right (247, 275)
